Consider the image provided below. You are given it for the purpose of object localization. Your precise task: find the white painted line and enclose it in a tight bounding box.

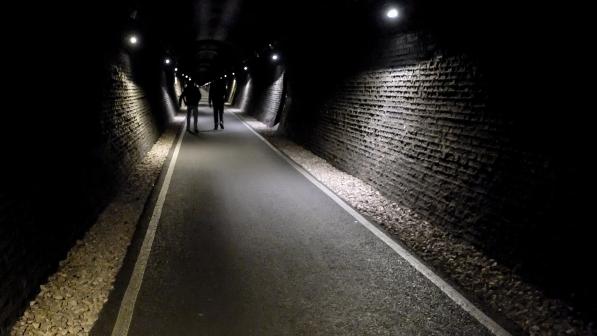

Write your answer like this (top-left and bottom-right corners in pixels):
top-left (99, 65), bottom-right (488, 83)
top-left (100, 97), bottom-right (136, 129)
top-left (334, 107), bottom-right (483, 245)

top-left (233, 112), bottom-right (512, 336)
top-left (111, 123), bottom-right (187, 336)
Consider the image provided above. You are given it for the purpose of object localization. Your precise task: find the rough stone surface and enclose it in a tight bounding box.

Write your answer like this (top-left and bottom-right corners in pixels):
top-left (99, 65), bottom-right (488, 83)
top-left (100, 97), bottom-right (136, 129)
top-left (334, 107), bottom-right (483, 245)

top-left (245, 71), bottom-right (285, 127)
top-left (9, 126), bottom-right (178, 336)
top-left (281, 30), bottom-right (594, 323)
top-left (242, 114), bottom-right (596, 336)
top-left (287, 32), bottom-right (519, 247)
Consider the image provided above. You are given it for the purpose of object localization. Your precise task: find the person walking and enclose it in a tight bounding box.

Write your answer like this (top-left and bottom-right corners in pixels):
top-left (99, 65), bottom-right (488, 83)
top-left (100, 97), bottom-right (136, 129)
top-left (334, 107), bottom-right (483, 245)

top-left (179, 81), bottom-right (201, 132)
top-left (209, 80), bottom-right (227, 130)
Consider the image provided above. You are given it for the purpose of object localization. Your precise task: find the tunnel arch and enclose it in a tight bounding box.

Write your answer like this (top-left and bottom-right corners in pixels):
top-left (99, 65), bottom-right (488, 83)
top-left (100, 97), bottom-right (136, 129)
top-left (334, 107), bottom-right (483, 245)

top-left (3, 1), bottom-right (594, 334)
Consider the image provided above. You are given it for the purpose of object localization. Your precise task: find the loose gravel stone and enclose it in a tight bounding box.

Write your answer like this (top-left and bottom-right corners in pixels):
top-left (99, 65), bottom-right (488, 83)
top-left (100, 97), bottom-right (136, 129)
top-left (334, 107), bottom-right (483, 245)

top-left (241, 113), bottom-right (596, 336)
top-left (10, 124), bottom-right (180, 336)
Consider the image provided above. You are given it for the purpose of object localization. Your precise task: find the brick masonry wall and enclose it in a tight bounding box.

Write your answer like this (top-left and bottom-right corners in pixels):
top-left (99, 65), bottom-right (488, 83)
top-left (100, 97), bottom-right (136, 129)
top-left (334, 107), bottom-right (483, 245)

top-left (233, 77), bottom-right (252, 112)
top-left (281, 30), bottom-right (593, 309)
top-left (247, 72), bottom-right (285, 127)
top-left (97, 52), bottom-right (162, 186)
top-left (303, 33), bottom-right (509, 242)
top-left (0, 50), bottom-right (172, 334)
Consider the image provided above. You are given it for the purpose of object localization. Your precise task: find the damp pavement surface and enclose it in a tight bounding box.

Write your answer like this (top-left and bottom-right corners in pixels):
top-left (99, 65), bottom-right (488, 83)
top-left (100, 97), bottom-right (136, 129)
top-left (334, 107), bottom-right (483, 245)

top-left (93, 107), bottom-right (494, 336)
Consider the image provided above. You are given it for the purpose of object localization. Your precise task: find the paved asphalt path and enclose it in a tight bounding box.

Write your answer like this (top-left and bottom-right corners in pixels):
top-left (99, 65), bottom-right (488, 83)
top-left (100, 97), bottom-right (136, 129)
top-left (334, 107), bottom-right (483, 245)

top-left (94, 107), bottom-right (494, 335)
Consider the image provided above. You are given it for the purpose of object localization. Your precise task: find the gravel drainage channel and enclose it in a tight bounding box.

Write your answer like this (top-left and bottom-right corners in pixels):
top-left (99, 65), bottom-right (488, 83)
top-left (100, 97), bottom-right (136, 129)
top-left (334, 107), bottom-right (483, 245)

top-left (10, 124), bottom-right (181, 336)
top-left (237, 112), bottom-right (595, 336)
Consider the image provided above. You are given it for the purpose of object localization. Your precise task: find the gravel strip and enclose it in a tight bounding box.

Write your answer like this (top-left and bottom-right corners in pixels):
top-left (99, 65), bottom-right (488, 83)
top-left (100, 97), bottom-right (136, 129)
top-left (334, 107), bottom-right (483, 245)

top-left (241, 114), bottom-right (595, 336)
top-left (10, 125), bottom-right (180, 336)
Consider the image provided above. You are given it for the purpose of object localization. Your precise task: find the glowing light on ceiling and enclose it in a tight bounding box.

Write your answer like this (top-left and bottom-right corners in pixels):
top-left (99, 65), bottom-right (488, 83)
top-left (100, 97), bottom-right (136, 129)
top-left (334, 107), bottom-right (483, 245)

top-left (386, 8), bottom-right (399, 19)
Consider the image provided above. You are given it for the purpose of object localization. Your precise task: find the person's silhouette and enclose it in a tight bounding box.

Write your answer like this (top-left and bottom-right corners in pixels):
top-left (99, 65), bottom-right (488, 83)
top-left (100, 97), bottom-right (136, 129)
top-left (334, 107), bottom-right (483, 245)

top-left (179, 81), bottom-right (201, 132)
top-left (209, 80), bottom-right (227, 130)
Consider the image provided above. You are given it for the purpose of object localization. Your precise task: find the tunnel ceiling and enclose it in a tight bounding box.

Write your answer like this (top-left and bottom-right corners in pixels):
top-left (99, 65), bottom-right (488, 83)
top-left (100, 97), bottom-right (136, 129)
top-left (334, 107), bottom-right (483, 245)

top-left (131, 0), bottom-right (288, 81)
top-left (130, 0), bottom-right (495, 83)
top-left (131, 0), bottom-right (416, 83)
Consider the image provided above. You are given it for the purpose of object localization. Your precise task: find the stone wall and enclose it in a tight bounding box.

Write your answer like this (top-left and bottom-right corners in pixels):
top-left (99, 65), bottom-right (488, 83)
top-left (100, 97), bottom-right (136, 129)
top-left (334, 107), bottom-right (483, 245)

top-left (0, 50), bottom-right (174, 334)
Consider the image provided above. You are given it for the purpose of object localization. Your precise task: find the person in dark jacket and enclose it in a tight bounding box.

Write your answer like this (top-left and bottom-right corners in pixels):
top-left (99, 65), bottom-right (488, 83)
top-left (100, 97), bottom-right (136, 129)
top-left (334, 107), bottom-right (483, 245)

top-left (179, 81), bottom-right (202, 132)
top-left (209, 80), bottom-right (227, 130)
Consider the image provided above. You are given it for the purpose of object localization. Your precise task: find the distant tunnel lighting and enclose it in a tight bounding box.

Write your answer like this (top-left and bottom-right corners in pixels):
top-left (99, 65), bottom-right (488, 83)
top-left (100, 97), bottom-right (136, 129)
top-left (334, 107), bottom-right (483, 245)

top-left (232, 72), bottom-right (235, 75)
top-left (129, 35), bottom-right (138, 45)
top-left (165, 58), bottom-right (171, 64)
top-left (174, 67), bottom-right (178, 71)
top-left (272, 54), bottom-right (279, 61)
top-left (244, 66), bottom-right (248, 71)
top-left (386, 8), bottom-right (399, 19)
top-left (224, 75), bottom-right (227, 78)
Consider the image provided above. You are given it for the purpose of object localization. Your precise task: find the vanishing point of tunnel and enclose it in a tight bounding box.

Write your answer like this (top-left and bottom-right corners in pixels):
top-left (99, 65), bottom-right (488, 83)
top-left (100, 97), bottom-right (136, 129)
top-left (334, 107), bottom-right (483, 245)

top-left (1, 1), bottom-right (594, 335)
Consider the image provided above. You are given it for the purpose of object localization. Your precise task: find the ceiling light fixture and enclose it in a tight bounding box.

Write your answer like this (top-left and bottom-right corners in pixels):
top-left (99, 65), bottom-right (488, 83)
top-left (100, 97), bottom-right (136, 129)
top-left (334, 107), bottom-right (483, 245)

top-left (386, 7), bottom-right (399, 19)
top-left (128, 35), bottom-right (138, 45)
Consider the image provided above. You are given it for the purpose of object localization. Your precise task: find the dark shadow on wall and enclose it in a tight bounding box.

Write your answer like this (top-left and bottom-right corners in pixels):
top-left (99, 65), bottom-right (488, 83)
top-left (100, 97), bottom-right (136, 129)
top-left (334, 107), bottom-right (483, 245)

top-left (0, 2), bottom-right (176, 332)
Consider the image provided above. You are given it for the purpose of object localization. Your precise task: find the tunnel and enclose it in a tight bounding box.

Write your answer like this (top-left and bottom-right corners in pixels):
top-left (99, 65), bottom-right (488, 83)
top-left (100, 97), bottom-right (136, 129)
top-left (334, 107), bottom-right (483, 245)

top-left (1, 0), bottom-right (594, 335)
